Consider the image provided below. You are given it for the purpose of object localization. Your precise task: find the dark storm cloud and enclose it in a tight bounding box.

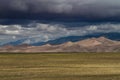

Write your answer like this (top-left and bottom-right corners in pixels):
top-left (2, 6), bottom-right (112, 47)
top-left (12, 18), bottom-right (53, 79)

top-left (0, 0), bottom-right (120, 21)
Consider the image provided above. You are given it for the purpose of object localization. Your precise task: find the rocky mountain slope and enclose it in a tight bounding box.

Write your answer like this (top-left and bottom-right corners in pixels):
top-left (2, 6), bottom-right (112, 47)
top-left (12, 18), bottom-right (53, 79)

top-left (0, 37), bottom-right (120, 52)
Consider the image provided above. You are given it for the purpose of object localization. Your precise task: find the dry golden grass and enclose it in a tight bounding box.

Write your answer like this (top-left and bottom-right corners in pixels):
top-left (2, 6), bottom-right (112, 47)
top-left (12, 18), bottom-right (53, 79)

top-left (0, 52), bottom-right (120, 80)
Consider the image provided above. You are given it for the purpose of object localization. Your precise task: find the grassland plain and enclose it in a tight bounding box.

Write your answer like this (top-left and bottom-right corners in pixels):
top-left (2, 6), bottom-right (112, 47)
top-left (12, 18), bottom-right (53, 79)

top-left (0, 53), bottom-right (120, 80)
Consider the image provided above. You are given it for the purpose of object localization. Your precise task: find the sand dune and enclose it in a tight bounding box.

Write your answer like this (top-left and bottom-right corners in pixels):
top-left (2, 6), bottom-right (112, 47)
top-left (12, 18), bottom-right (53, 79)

top-left (0, 37), bottom-right (120, 52)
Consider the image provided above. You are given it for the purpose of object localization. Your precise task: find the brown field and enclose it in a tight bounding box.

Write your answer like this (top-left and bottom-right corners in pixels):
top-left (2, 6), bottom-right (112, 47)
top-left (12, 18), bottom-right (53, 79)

top-left (0, 52), bottom-right (120, 80)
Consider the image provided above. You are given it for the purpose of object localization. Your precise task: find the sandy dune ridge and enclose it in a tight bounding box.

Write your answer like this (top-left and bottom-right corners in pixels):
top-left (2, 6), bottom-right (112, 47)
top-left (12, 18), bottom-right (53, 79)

top-left (0, 37), bottom-right (120, 52)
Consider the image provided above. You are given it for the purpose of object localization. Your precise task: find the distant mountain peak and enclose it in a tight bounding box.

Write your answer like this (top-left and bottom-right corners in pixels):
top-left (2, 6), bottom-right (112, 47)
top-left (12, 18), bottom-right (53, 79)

top-left (97, 36), bottom-right (106, 39)
top-left (76, 37), bottom-right (102, 47)
top-left (41, 44), bottom-right (51, 47)
top-left (60, 41), bottom-right (73, 47)
top-left (97, 36), bottom-right (110, 41)
top-left (0, 37), bottom-right (120, 52)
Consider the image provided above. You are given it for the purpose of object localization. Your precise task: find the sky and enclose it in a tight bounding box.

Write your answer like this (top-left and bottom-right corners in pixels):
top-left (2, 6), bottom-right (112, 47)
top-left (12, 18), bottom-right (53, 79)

top-left (0, 0), bottom-right (120, 45)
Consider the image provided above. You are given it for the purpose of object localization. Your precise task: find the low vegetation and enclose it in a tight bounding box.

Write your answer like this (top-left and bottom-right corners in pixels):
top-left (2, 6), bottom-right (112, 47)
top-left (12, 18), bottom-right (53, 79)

top-left (0, 53), bottom-right (120, 80)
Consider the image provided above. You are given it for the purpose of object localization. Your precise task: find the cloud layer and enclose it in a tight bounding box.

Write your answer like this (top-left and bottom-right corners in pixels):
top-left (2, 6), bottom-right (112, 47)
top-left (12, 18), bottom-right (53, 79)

top-left (0, 0), bottom-right (120, 20)
top-left (0, 22), bottom-right (120, 44)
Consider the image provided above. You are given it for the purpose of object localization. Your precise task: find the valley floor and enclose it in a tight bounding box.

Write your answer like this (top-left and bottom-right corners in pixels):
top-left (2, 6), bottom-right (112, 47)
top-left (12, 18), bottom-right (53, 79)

top-left (0, 53), bottom-right (120, 80)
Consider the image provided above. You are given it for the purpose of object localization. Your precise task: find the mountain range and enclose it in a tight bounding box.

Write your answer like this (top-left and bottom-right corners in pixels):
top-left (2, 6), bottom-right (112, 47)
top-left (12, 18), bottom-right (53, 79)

top-left (2, 32), bottom-right (120, 46)
top-left (0, 37), bottom-right (120, 52)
